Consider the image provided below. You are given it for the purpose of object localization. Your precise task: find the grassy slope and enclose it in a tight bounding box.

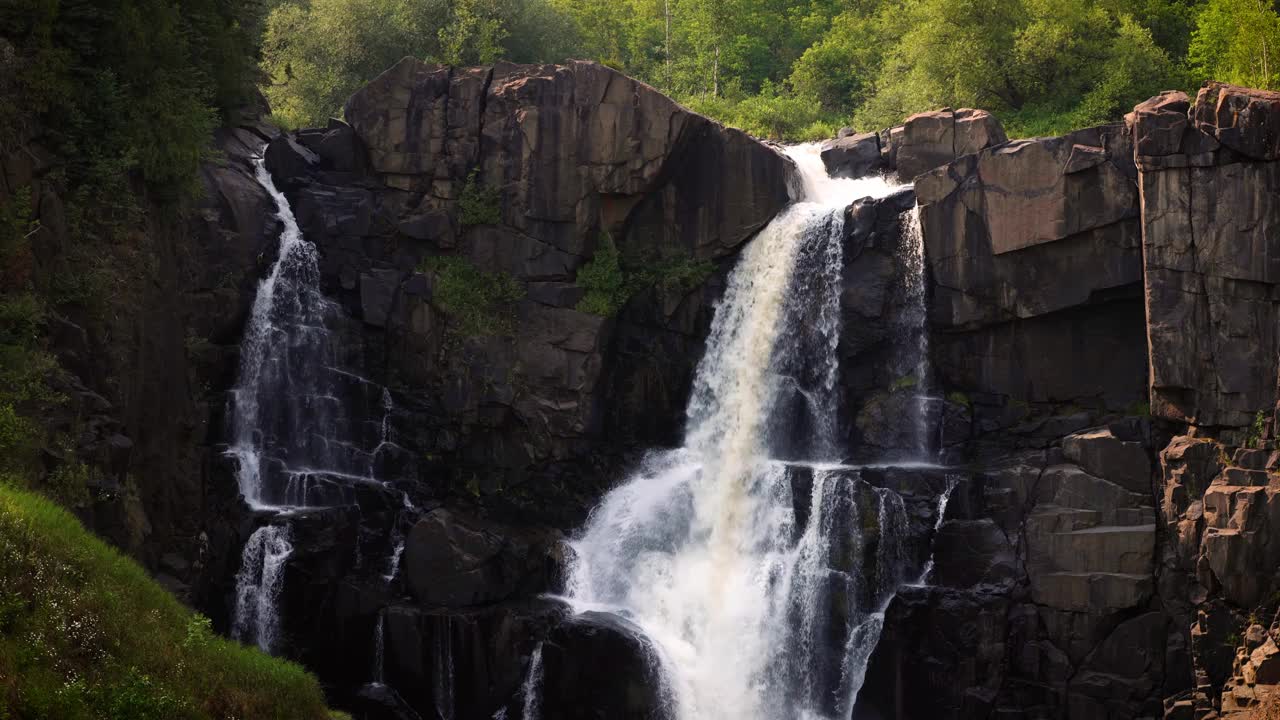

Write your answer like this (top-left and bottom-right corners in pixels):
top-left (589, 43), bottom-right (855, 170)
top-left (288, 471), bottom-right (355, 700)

top-left (0, 482), bottom-right (334, 720)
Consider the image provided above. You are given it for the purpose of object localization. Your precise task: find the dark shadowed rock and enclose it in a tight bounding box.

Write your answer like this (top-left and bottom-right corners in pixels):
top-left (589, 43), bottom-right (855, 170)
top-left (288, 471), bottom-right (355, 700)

top-left (539, 611), bottom-right (671, 720)
top-left (402, 509), bottom-right (559, 608)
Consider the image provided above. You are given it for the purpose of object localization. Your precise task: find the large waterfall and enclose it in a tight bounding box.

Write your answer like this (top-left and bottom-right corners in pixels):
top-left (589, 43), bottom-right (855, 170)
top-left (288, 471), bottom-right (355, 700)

top-left (566, 145), bottom-right (919, 720)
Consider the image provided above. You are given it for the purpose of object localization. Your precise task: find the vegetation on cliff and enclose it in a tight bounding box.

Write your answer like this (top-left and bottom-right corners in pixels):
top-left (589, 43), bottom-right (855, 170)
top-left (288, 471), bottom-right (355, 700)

top-left (0, 0), bottom-right (265, 505)
top-left (260, 0), bottom-right (1280, 139)
top-left (0, 482), bottom-right (332, 719)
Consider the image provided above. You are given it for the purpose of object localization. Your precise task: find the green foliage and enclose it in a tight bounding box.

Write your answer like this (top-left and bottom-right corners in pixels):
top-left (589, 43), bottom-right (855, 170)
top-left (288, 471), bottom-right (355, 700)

top-left (574, 234), bottom-right (716, 317)
top-left (1, 0), bottom-right (261, 200)
top-left (260, 0), bottom-right (578, 127)
top-left (458, 170), bottom-right (503, 227)
top-left (946, 391), bottom-right (972, 409)
top-left (1190, 0), bottom-right (1280, 89)
top-left (890, 375), bottom-right (919, 392)
top-left (1247, 410), bottom-right (1269, 449)
top-left (852, 0), bottom-right (1178, 134)
top-left (421, 256), bottom-right (525, 336)
top-left (257, 0), bottom-right (1218, 142)
top-left (684, 83), bottom-right (841, 141)
top-left (0, 481), bottom-right (331, 719)
top-left (575, 235), bottom-right (631, 317)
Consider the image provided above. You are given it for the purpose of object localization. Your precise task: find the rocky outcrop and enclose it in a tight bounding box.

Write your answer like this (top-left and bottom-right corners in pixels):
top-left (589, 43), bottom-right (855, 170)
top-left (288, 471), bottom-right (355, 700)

top-left (0, 103), bottom-right (281, 607)
top-left (1131, 85), bottom-right (1280, 431)
top-left (819, 108), bottom-right (1006, 183)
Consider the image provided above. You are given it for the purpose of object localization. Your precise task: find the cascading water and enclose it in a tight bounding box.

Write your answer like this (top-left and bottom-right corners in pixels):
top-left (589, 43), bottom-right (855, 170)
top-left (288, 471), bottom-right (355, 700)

top-left (227, 159), bottom-right (399, 509)
top-left (520, 643), bottom-right (545, 720)
top-left (228, 158), bottom-right (411, 654)
top-left (894, 206), bottom-right (933, 457)
top-left (567, 145), bottom-right (919, 720)
top-left (232, 524), bottom-right (293, 654)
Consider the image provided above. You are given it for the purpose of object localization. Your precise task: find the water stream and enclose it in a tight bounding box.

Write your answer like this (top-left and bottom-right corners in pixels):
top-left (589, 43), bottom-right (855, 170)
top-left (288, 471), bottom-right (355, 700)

top-left (566, 145), bottom-right (921, 720)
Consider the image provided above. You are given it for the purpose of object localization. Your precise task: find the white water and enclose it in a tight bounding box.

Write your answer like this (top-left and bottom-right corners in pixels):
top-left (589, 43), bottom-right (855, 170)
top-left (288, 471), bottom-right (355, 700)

top-left (227, 159), bottom-right (399, 509)
top-left (232, 524), bottom-right (293, 653)
top-left (520, 643), bottom-right (545, 720)
top-left (913, 475), bottom-right (959, 585)
top-left (895, 205), bottom-right (933, 457)
top-left (567, 145), bottom-right (916, 720)
top-left (372, 610), bottom-right (386, 684)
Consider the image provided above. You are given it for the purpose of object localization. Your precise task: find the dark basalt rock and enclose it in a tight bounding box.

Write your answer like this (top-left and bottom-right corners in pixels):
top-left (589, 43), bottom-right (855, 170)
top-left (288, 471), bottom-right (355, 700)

top-left (538, 611), bottom-right (672, 720)
top-left (401, 508), bottom-right (561, 608)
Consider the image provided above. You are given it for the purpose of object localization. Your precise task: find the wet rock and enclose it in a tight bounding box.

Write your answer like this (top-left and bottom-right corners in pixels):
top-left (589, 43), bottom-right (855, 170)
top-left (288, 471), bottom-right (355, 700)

top-left (820, 132), bottom-right (883, 178)
top-left (539, 611), bottom-right (671, 720)
top-left (401, 508), bottom-right (559, 608)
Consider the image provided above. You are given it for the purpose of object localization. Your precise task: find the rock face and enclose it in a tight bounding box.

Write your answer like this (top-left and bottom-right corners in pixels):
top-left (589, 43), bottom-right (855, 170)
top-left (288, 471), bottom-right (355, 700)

top-left (1133, 84), bottom-right (1280, 430)
top-left (858, 420), bottom-right (1166, 720)
top-left (915, 122), bottom-right (1146, 417)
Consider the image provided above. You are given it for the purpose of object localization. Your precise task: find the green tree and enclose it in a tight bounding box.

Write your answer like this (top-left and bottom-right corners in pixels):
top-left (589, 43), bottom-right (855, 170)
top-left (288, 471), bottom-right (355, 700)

top-left (1189, 0), bottom-right (1280, 88)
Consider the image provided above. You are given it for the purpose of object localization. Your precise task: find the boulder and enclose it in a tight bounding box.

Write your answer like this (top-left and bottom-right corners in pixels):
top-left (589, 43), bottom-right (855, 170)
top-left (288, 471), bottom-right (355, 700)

top-left (1194, 82), bottom-right (1280, 161)
top-left (538, 611), bottom-right (671, 720)
top-left (820, 132), bottom-right (883, 178)
top-left (896, 108), bottom-right (1007, 183)
top-left (1062, 425), bottom-right (1152, 494)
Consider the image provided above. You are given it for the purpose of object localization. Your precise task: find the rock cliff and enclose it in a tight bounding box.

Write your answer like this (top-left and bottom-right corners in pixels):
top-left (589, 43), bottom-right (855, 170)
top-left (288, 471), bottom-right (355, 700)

top-left (17, 55), bottom-right (1280, 720)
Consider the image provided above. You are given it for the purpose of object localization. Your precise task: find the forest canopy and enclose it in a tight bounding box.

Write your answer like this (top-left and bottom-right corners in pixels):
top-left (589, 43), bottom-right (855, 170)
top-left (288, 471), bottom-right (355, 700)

top-left (260, 0), bottom-right (1280, 139)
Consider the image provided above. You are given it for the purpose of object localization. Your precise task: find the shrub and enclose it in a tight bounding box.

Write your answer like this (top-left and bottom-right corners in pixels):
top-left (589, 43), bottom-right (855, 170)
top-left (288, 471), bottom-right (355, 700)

top-left (421, 255), bottom-right (525, 336)
top-left (458, 169), bottom-right (503, 227)
top-left (575, 235), bottom-right (630, 317)
top-left (574, 235), bottom-right (717, 317)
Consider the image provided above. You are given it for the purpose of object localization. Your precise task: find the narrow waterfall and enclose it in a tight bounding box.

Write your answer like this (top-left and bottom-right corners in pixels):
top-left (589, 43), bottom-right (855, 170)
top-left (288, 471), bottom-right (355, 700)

top-left (228, 158), bottom-right (409, 655)
top-left (232, 524), bottom-right (293, 653)
top-left (520, 643), bottom-right (545, 720)
top-left (913, 475), bottom-right (959, 585)
top-left (372, 610), bottom-right (386, 684)
top-left (227, 158), bottom-right (395, 509)
top-left (567, 145), bottom-right (917, 720)
top-left (894, 206), bottom-right (932, 457)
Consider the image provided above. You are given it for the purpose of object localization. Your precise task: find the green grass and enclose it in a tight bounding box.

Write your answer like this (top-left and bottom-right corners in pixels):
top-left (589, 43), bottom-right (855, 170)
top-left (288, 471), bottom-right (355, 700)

top-left (0, 482), bottom-right (333, 720)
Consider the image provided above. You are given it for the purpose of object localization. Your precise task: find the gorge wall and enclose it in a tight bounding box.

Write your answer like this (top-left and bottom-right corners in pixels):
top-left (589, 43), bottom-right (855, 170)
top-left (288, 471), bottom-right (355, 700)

top-left (14, 54), bottom-right (1280, 720)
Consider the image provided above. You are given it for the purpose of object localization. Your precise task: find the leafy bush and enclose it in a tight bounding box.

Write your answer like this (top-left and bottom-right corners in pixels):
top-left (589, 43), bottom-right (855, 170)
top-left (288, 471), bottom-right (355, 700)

top-left (0, 481), bottom-right (332, 719)
top-left (421, 255), bottom-right (525, 336)
top-left (575, 235), bottom-right (716, 317)
top-left (458, 170), bottom-right (503, 227)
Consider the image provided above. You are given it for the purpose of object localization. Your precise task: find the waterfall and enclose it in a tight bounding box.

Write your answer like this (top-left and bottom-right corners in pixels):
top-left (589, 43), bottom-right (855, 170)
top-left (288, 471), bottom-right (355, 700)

top-left (567, 145), bottom-right (914, 720)
top-left (227, 158), bottom-right (391, 509)
top-left (894, 205), bottom-right (933, 458)
top-left (520, 643), bottom-right (545, 720)
top-left (372, 610), bottom-right (386, 684)
top-left (232, 524), bottom-right (293, 653)
top-left (913, 475), bottom-right (959, 585)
